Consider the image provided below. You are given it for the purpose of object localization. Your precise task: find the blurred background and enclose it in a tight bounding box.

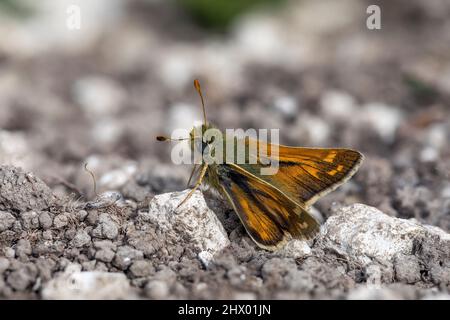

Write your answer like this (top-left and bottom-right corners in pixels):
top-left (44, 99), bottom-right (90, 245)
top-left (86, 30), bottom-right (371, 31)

top-left (0, 0), bottom-right (449, 230)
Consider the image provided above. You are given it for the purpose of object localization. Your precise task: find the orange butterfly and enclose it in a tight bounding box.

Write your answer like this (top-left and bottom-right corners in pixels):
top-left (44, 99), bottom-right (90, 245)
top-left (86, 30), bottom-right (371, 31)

top-left (157, 80), bottom-right (363, 250)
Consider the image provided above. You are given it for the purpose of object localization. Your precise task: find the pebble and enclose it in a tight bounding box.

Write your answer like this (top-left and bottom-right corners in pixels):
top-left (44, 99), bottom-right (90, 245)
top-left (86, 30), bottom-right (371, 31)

top-left (145, 280), bottom-right (170, 299)
top-left (113, 246), bottom-right (143, 270)
top-left (20, 211), bottom-right (39, 230)
top-left (6, 263), bottom-right (37, 291)
top-left (15, 239), bottom-right (32, 257)
top-left (86, 210), bottom-right (99, 225)
top-left (71, 230), bottom-right (91, 248)
top-left (95, 249), bottom-right (115, 263)
top-left (76, 210), bottom-right (88, 222)
top-left (92, 213), bottom-right (119, 240)
top-left (53, 213), bottom-right (69, 229)
top-left (0, 257), bottom-right (10, 273)
top-left (38, 212), bottom-right (53, 229)
top-left (0, 211), bottom-right (15, 232)
top-left (3, 247), bottom-right (15, 258)
top-left (129, 260), bottom-right (154, 278)
top-left (394, 254), bottom-right (421, 284)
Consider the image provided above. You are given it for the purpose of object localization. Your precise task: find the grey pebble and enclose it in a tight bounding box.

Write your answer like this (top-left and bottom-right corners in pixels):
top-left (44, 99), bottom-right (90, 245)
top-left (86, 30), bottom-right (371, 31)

top-left (92, 214), bottom-right (119, 240)
top-left (145, 280), bottom-right (170, 299)
top-left (38, 212), bottom-right (53, 229)
top-left (86, 210), bottom-right (98, 225)
top-left (113, 246), bottom-right (143, 270)
top-left (394, 254), bottom-right (421, 284)
top-left (6, 263), bottom-right (37, 291)
top-left (129, 260), bottom-right (154, 277)
top-left (81, 260), bottom-right (96, 271)
top-left (15, 239), bottom-right (32, 257)
top-left (53, 214), bottom-right (69, 229)
top-left (0, 211), bottom-right (15, 232)
top-left (20, 211), bottom-right (39, 230)
top-left (77, 210), bottom-right (88, 221)
top-left (3, 247), bottom-right (15, 258)
top-left (71, 230), bottom-right (91, 248)
top-left (95, 249), bottom-right (115, 263)
top-left (0, 257), bottom-right (10, 274)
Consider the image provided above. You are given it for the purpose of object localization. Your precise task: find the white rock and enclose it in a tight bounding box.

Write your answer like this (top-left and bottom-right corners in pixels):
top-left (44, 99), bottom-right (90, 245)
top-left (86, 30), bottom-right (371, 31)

top-left (158, 48), bottom-right (195, 91)
top-left (278, 240), bottom-right (312, 259)
top-left (42, 269), bottom-right (135, 300)
top-left (143, 190), bottom-right (230, 260)
top-left (360, 103), bottom-right (403, 142)
top-left (0, 131), bottom-right (32, 169)
top-left (198, 251), bottom-right (214, 268)
top-left (73, 76), bottom-right (126, 117)
top-left (166, 103), bottom-right (200, 134)
top-left (297, 114), bottom-right (330, 145)
top-left (320, 204), bottom-right (450, 266)
top-left (273, 96), bottom-right (298, 117)
top-left (99, 163), bottom-right (137, 189)
top-left (320, 90), bottom-right (357, 120)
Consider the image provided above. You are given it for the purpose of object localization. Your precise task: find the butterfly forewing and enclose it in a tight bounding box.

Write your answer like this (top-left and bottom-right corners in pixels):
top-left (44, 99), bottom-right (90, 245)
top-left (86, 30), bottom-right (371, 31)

top-left (235, 138), bottom-right (363, 207)
top-left (217, 163), bottom-right (320, 250)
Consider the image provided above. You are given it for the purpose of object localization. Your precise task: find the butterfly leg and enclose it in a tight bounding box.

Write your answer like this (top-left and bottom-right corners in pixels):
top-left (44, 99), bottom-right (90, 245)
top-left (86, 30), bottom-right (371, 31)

top-left (186, 164), bottom-right (199, 188)
top-left (176, 164), bottom-right (208, 209)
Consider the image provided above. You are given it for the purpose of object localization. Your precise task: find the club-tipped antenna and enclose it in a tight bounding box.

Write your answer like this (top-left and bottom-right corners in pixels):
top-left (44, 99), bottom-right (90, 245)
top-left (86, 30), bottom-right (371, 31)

top-left (84, 163), bottom-right (98, 197)
top-left (194, 79), bottom-right (207, 126)
top-left (156, 136), bottom-right (189, 142)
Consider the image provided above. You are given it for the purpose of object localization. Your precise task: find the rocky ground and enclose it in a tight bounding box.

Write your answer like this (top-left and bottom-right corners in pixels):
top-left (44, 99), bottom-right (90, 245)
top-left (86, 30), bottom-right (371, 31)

top-left (0, 0), bottom-right (450, 299)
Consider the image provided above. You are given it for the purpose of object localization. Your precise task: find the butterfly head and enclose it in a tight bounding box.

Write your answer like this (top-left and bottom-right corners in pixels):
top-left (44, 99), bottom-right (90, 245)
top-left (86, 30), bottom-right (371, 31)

top-left (157, 79), bottom-right (213, 152)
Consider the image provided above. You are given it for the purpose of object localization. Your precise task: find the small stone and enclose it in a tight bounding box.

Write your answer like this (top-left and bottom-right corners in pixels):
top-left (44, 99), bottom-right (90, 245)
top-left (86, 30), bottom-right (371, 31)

top-left (35, 258), bottom-right (56, 281)
top-left (81, 260), bottom-right (96, 271)
top-left (129, 260), bottom-right (154, 278)
top-left (20, 211), bottom-right (39, 230)
top-left (6, 264), bottom-right (37, 291)
top-left (15, 239), bottom-right (32, 257)
top-left (86, 210), bottom-right (99, 225)
top-left (3, 247), bottom-right (15, 258)
top-left (71, 230), bottom-right (91, 248)
top-left (113, 246), bottom-right (143, 270)
top-left (95, 249), bottom-right (115, 263)
top-left (394, 254), bottom-right (421, 284)
top-left (11, 220), bottom-right (22, 232)
top-left (53, 214), bottom-right (69, 229)
top-left (0, 211), bottom-right (15, 232)
top-left (278, 240), bottom-right (312, 259)
top-left (93, 240), bottom-right (116, 250)
top-left (42, 230), bottom-right (53, 240)
top-left (42, 271), bottom-right (135, 299)
top-left (38, 212), bottom-right (53, 229)
top-left (144, 190), bottom-right (230, 259)
top-left (77, 210), bottom-right (88, 221)
top-left (92, 213), bottom-right (119, 240)
top-left (0, 257), bottom-right (10, 273)
top-left (145, 280), bottom-right (170, 299)
top-left (65, 228), bottom-right (77, 240)
top-left (95, 262), bottom-right (109, 272)
top-left (198, 251), bottom-right (214, 268)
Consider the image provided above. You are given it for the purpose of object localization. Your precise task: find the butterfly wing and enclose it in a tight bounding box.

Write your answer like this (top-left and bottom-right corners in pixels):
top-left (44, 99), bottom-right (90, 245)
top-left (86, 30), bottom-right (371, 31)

top-left (217, 163), bottom-right (320, 250)
top-left (235, 138), bottom-right (363, 207)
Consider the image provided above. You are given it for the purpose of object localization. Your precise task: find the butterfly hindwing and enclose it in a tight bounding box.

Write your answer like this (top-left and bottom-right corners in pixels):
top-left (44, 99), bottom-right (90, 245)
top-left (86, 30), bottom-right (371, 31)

top-left (216, 163), bottom-right (320, 250)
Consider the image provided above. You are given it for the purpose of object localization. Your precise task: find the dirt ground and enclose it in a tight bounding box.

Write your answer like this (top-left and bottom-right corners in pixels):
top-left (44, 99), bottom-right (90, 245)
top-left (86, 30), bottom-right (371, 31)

top-left (0, 0), bottom-right (449, 299)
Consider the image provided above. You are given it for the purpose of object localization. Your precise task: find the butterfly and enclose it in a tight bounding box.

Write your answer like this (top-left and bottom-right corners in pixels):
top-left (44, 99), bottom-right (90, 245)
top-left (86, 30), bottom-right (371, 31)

top-left (157, 80), bottom-right (363, 251)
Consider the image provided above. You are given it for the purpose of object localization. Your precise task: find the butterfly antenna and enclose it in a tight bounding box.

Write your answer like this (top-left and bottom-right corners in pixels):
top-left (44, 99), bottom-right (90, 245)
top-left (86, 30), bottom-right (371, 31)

top-left (84, 163), bottom-right (98, 197)
top-left (156, 136), bottom-right (189, 142)
top-left (194, 79), bottom-right (207, 126)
